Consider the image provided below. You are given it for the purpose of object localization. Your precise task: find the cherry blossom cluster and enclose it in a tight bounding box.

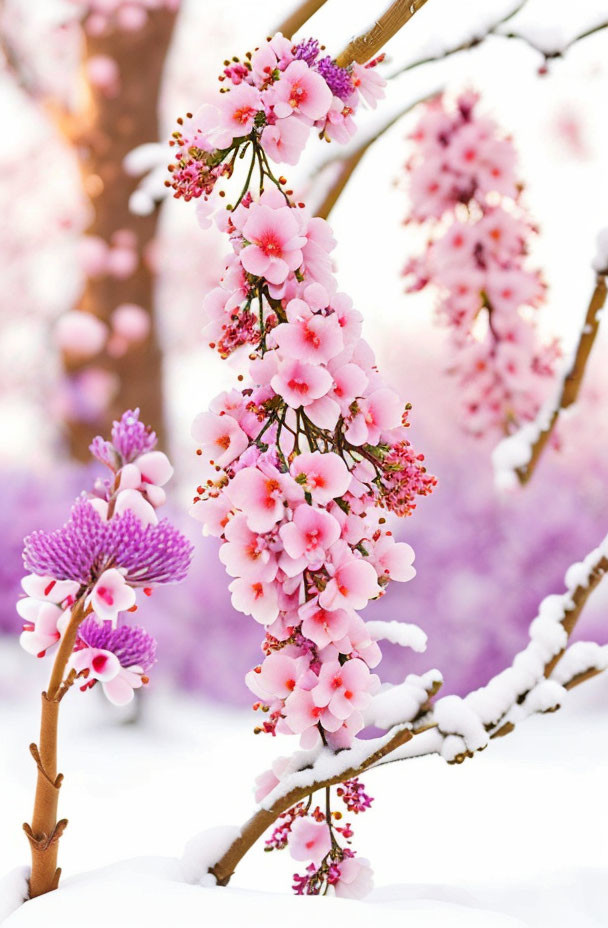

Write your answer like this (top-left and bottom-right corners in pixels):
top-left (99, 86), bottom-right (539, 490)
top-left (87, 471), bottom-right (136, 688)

top-left (263, 779), bottom-right (374, 896)
top-left (402, 92), bottom-right (560, 438)
top-left (71, 0), bottom-right (180, 36)
top-left (183, 34), bottom-right (435, 898)
top-left (18, 409), bottom-right (192, 705)
top-left (166, 32), bottom-right (384, 211)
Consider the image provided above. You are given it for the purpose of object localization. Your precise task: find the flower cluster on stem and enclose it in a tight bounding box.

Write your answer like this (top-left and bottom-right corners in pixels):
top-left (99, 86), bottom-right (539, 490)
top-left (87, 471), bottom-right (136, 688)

top-left (184, 34), bottom-right (435, 897)
top-left (402, 92), bottom-right (560, 438)
top-left (19, 409), bottom-right (193, 705)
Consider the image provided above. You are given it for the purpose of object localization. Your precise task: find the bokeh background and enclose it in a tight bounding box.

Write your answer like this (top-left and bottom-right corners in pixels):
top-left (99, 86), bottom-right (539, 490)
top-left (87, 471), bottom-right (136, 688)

top-left (1, 0), bottom-right (607, 713)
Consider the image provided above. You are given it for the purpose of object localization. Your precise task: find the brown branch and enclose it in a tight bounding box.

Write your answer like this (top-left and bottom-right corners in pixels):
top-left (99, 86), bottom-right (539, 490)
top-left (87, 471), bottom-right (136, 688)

top-left (25, 598), bottom-right (90, 899)
top-left (389, 0), bottom-right (529, 77)
top-left (278, 0), bottom-right (328, 40)
top-left (515, 274), bottom-right (607, 485)
top-left (336, 0), bottom-right (431, 68)
top-left (210, 726), bottom-right (413, 885)
top-left (390, 3), bottom-right (608, 77)
top-left (206, 540), bottom-right (608, 884)
top-left (315, 90), bottom-right (440, 220)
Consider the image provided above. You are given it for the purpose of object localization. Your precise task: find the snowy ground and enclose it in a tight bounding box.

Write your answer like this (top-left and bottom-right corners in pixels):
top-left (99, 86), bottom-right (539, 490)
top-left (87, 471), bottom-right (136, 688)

top-left (0, 642), bottom-right (606, 927)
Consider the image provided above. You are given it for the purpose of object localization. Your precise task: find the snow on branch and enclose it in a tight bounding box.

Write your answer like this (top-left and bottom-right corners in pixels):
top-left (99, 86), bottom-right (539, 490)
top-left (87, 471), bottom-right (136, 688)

top-left (390, 2), bottom-right (608, 77)
top-left (493, 270), bottom-right (607, 488)
top-left (199, 535), bottom-right (608, 886)
top-left (366, 619), bottom-right (428, 651)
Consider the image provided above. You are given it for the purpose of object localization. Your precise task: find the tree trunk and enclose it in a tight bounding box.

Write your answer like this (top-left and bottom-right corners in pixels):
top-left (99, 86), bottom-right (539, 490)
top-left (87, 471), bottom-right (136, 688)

top-left (63, 9), bottom-right (177, 459)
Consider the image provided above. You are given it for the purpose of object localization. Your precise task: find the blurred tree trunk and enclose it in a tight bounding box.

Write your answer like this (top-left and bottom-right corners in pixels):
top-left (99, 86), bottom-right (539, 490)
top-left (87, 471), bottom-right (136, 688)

top-left (63, 8), bottom-right (177, 459)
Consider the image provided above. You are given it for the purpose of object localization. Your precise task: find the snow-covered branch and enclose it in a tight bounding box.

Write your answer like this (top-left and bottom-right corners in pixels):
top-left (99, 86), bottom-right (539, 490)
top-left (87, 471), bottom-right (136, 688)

top-left (390, 2), bottom-right (608, 77)
top-left (195, 534), bottom-right (608, 886)
top-left (493, 269), bottom-right (607, 488)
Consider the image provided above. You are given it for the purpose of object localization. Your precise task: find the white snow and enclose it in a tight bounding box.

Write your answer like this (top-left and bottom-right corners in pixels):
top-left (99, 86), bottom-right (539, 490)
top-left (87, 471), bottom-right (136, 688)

top-left (366, 620), bottom-right (428, 652)
top-left (0, 869), bottom-right (28, 924)
top-left (592, 228), bottom-right (608, 273)
top-left (1, 671), bottom-right (607, 927)
top-left (550, 641), bottom-right (608, 686)
top-left (365, 669), bottom-right (442, 730)
top-left (181, 826), bottom-right (241, 886)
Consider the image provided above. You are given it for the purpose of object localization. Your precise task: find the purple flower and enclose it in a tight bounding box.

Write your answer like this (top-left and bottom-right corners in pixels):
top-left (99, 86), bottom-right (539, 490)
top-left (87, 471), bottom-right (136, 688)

top-left (315, 57), bottom-right (354, 100)
top-left (77, 617), bottom-right (157, 671)
top-left (23, 497), bottom-right (193, 586)
top-left (292, 38), bottom-right (320, 67)
top-left (90, 408), bottom-right (157, 469)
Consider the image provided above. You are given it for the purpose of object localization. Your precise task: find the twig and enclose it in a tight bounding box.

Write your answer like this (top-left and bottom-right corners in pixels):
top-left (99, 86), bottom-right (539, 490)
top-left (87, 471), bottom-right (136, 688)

top-left (278, 0), bottom-right (328, 40)
top-left (390, 3), bottom-right (608, 77)
top-left (315, 90), bottom-right (440, 219)
top-left (336, 0), bottom-right (431, 68)
top-left (512, 274), bottom-right (607, 485)
top-left (390, 0), bottom-right (529, 77)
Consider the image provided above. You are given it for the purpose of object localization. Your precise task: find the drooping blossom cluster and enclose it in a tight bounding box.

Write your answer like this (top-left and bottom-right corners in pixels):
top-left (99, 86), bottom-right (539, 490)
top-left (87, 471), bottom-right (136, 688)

top-left (166, 33), bottom-right (384, 212)
top-left (183, 35), bottom-right (435, 897)
top-left (18, 409), bottom-right (192, 705)
top-left (262, 779), bottom-right (374, 896)
top-left (402, 92), bottom-right (560, 438)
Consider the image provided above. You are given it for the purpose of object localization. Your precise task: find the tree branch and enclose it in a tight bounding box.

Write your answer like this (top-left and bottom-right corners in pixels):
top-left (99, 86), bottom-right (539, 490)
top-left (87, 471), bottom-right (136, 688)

top-left (278, 0), bottom-right (328, 40)
top-left (493, 274), bottom-right (607, 487)
top-left (315, 90), bottom-right (440, 220)
top-left (389, 0), bottom-right (529, 77)
top-left (205, 535), bottom-right (608, 885)
top-left (336, 0), bottom-right (431, 68)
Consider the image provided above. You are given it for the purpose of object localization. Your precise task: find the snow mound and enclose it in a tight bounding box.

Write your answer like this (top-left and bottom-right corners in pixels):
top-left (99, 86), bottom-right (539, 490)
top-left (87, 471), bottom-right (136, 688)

top-left (1, 857), bottom-right (528, 928)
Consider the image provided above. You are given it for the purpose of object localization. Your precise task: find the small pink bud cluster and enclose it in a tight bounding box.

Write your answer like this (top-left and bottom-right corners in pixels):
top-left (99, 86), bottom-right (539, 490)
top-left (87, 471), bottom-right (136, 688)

top-left (263, 782), bottom-right (373, 897)
top-left (166, 33), bottom-right (384, 208)
top-left (403, 92), bottom-right (560, 437)
top-left (18, 410), bottom-right (192, 705)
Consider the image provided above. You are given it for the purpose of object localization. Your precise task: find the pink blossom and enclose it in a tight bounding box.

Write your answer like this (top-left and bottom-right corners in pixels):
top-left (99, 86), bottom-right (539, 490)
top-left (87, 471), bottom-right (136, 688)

top-left (228, 465), bottom-right (302, 533)
top-left (88, 568), bottom-right (136, 623)
top-left (279, 504), bottom-right (341, 569)
top-left (283, 687), bottom-right (342, 745)
top-left (246, 651), bottom-right (309, 701)
top-left (69, 648), bottom-right (143, 706)
top-left (190, 495), bottom-right (233, 537)
top-left (219, 512), bottom-right (277, 580)
top-left (261, 117), bottom-right (309, 166)
top-left (19, 602), bottom-right (65, 658)
top-left (240, 204), bottom-right (306, 285)
top-left (351, 63), bottom-right (385, 107)
top-left (320, 543), bottom-right (381, 611)
top-left (191, 412), bottom-right (249, 468)
top-left (372, 535), bottom-right (416, 582)
top-left (229, 577), bottom-right (279, 624)
top-left (272, 303), bottom-right (343, 364)
top-left (312, 657), bottom-right (377, 719)
top-left (333, 856), bottom-right (374, 899)
top-left (288, 817), bottom-right (332, 866)
top-left (273, 60), bottom-right (332, 121)
top-left (299, 601), bottom-right (351, 648)
top-left (218, 83), bottom-right (262, 139)
top-left (290, 451), bottom-right (350, 504)
top-left (270, 358), bottom-right (333, 408)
